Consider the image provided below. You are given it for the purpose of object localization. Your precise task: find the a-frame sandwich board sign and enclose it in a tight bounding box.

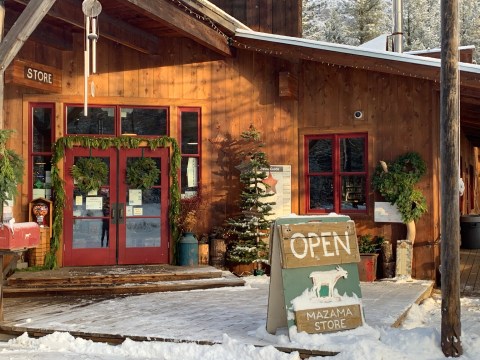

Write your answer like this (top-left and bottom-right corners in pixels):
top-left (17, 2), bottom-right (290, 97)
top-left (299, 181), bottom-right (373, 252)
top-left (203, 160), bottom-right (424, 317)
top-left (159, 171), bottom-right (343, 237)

top-left (266, 215), bottom-right (364, 338)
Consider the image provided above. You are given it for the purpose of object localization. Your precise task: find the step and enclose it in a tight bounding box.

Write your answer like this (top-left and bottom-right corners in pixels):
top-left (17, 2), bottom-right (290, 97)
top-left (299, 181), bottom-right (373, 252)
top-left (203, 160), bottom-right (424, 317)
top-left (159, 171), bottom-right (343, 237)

top-left (3, 265), bottom-right (244, 297)
top-left (3, 274), bottom-right (245, 297)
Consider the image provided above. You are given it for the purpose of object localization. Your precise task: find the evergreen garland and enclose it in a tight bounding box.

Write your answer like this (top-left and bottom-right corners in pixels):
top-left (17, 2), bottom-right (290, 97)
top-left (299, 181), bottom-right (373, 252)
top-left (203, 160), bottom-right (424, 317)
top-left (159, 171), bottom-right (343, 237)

top-left (126, 157), bottom-right (160, 190)
top-left (45, 135), bottom-right (181, 269)
top-left (71, 157), bottom-right (108, 193)
top-left (0, 130), bottom-right (24, 223)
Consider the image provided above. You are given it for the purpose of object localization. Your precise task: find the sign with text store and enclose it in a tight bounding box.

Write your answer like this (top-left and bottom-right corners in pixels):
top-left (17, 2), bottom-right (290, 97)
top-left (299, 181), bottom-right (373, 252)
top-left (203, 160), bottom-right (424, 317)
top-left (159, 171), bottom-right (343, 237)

top-left (266, 215), bottom-right (364, 337)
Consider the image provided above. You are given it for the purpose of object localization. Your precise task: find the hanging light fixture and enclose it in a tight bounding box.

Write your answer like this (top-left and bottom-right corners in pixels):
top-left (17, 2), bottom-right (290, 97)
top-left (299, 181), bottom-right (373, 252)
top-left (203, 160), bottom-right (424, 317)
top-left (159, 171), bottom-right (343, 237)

top-left (82, 0), bottom-right (102, 116)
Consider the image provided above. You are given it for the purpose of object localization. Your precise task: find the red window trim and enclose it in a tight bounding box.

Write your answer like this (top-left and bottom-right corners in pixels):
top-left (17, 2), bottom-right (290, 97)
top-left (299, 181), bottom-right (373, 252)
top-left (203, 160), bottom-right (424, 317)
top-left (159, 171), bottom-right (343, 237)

top-left (304, 132), bottom-right (368, 215)
top-left (29, 102), bottom-right (55, 201)
top-left (178, 107), bottom-right (201, 196)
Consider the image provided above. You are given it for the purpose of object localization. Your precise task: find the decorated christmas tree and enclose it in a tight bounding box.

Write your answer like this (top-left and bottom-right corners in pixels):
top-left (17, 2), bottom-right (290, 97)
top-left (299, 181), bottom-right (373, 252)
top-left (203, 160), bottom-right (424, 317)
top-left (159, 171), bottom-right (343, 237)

top-left (226, 125), bottom-right (275, 266)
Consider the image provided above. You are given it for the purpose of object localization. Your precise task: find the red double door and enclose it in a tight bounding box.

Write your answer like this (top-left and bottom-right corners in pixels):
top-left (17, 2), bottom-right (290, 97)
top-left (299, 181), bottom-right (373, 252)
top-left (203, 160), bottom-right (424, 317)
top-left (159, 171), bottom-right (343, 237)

top-left (63, 147), bottom-right (169, 266)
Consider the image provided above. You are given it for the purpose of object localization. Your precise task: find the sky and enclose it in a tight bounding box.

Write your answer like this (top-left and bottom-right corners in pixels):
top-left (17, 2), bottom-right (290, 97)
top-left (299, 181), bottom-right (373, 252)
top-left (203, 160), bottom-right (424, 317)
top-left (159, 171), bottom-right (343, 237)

top-left (0, 276), bottom-right (479, 360)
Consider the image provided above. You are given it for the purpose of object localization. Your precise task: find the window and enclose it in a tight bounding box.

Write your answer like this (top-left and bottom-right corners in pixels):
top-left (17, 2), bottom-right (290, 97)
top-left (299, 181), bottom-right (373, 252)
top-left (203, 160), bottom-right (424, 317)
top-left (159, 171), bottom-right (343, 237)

top-left (305, 133), bottom-right (367, 214)
top-left (66, 106), bottom-right (115, 135)
top-left (179, 108), bottom-right (200, 198)
top-left (30, 104), bottom-right (54, 200)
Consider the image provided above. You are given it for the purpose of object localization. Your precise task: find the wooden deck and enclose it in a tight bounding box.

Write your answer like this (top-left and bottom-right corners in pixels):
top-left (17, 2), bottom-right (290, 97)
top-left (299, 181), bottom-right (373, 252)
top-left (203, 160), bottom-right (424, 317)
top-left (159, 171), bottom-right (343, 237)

top-left (460, 248), bottom-right (480, 296)
top-left (2, 264), bottom-right (245, 297)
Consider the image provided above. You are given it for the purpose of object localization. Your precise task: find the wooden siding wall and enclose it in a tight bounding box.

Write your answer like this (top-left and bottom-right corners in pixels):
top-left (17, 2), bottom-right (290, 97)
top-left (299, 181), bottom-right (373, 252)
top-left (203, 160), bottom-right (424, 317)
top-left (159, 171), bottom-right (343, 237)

top-left (4, 35), bottom-right (299, 249)
top-left (5, 32), bottom-right (475, 279)
top-left (209, 0), bottom-right (302, 37)
top-left (298, 61), bottom-right (440, 280)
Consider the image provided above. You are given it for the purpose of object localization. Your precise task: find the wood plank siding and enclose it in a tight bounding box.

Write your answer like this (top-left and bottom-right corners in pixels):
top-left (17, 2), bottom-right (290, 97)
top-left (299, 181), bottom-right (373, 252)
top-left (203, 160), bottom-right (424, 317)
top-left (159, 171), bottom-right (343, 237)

top-left (3, 0), bottom-right (479, 279)
top-left (209, 0), bottom-right (301, 37)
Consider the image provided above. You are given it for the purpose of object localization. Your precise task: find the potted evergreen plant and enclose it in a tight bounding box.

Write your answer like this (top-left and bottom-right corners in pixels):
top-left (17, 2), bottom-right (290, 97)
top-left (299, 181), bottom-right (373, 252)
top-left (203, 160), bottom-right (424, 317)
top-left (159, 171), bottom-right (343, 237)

top-left (357, 234), bottom-right (384, 282)
top-left (225, 125), bottom-right (275, 276)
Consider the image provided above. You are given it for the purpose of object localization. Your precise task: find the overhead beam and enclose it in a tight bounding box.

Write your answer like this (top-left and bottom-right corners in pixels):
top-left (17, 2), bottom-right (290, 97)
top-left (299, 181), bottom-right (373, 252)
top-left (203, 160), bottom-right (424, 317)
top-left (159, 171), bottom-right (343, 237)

top-left (0, 0), bottom-right (56, 71)
top-left (5, 7), bottom-right (72, 51)
top-left (118, 0), bottom-right (232, 57)
top-left (11, 0), bottom-right (160, 54)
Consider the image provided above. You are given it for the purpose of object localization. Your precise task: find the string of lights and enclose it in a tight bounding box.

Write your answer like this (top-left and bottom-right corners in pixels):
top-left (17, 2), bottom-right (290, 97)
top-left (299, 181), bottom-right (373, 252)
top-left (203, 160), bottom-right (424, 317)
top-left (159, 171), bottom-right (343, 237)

top-left (167, 0), bottom-right (469, 84)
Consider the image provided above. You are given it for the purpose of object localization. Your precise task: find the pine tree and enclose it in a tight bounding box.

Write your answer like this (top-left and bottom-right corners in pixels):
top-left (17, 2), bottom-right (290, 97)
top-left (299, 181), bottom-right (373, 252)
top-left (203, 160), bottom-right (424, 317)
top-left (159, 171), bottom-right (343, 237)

top-left (339, 0), bottom-right (391, 46)
top-left (226, 125), bottom-right (275, 265)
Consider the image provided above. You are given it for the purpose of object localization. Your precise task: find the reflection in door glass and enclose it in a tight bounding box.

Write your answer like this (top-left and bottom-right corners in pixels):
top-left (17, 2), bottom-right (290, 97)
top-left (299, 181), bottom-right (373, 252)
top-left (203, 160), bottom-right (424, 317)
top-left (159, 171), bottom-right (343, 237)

top-left (73, 219), bottom-right (106, 249)
top-left (126, 218), bottom-right (161, 247)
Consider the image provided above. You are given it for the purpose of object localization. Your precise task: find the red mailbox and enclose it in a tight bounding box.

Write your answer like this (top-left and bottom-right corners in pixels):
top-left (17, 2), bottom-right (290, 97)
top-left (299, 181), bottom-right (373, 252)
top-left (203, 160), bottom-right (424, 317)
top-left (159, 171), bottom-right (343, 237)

top-left (0, 222), bottom-right (40, 250)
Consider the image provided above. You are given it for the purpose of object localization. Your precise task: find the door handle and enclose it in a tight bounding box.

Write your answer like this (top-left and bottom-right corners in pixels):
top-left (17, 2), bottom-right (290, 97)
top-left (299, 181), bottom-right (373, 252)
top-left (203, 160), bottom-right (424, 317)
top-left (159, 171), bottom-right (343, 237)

top-left (117, 203), bottom-right (125, 224)
top-left (110, 203), bottom-right (117, 224)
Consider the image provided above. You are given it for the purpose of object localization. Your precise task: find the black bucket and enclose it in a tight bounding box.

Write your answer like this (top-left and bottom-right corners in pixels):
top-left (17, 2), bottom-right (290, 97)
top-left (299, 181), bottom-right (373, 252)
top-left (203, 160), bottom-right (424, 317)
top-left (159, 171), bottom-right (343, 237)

top-left (460, 215), bottom-right (480, 249)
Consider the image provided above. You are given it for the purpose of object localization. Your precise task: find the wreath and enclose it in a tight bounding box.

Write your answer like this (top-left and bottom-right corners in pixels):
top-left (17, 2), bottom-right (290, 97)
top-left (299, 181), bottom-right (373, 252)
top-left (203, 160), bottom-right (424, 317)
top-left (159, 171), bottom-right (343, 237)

top-left (71, 157), bottom-right (108, 193)
top-left (126, 157), bottom-right (160, 189)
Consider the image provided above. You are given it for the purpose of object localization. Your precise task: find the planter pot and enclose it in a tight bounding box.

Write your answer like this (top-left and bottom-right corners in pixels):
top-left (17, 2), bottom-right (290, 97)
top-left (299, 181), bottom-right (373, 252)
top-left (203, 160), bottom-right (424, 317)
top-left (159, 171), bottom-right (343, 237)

top-left (358, 253), bottom-right (378, 282)
top-left (198, 243), bottom-right (209, 265)
top-left (227, 262), bottom-right (254, 277)
top-left (209, 238), bottom-right (227, 268)
top-left (177, 232), bottom-right (198, 266)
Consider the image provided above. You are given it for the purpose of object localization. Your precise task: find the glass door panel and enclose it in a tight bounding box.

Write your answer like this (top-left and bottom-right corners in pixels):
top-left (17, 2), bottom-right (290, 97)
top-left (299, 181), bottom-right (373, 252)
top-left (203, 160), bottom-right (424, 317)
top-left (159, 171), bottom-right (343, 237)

top-left (118, 148), bottom-right (169, 264)
top-left (64, 147), bottom-right (117, 266)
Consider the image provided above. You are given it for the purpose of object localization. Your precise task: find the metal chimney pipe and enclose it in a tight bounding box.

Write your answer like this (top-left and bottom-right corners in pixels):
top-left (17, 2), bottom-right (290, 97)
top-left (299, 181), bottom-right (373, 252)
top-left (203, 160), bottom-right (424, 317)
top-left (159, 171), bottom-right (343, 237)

top-left (393, 0), bottom-right (403, 53)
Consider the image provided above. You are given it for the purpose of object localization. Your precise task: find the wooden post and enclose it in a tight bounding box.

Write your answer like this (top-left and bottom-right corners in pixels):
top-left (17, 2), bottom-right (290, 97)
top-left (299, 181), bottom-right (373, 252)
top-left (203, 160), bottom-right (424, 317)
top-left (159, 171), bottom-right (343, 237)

top-left (440, 0), bottom-right (463, 357)
top-left (0, 0), bottom-right (4, 130)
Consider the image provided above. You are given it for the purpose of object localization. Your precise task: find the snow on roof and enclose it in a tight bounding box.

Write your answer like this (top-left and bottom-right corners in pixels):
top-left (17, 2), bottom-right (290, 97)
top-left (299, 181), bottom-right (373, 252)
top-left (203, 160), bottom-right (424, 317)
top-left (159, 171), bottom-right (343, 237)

top-left (406, 45), bottom-right (476, 55)
top-left (235, 29), bottom-right (480, 75)
top-left (194, 0), bottom-right (251, 31)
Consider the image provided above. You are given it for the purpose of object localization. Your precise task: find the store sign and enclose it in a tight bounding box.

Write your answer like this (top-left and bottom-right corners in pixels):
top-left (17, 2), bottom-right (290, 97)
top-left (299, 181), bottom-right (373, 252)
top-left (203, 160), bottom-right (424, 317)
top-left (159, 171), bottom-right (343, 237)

top-left (266, 216), bottom-right (364, 337)
top-left (5, 60), bottom-right (62, 93)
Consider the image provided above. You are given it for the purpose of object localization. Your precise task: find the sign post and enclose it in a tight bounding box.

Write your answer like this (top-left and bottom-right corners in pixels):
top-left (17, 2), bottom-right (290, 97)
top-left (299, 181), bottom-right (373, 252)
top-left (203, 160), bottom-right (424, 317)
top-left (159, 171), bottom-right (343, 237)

top-left (266, 215), bottom-right (364, 337)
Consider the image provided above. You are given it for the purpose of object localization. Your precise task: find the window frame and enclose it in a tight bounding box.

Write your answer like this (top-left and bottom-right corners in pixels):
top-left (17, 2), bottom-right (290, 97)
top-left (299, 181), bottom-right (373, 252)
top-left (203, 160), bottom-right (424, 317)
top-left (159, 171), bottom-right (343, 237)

top-left (64, 104), bottom-right (170, 137)
top-left (304, 132), bottom-right (368, 214)
top-left (29, 102), bottom-right (55, 201)
top-left (178, 107), bottom-right (201, 199)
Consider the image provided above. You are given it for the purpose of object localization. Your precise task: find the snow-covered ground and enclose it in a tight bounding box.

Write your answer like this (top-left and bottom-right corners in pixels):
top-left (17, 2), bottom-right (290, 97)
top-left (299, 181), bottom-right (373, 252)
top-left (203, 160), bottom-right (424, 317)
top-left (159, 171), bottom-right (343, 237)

top-left (0, 276), bottom-right (479, 359)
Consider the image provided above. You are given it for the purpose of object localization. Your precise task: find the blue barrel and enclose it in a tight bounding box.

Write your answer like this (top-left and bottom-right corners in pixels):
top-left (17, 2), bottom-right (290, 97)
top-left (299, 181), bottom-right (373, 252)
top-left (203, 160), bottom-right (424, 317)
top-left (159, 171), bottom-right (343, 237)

top-left (460, 215), bottom-right (480, 249)
top-left (177, 232), bottom-right (199, 266)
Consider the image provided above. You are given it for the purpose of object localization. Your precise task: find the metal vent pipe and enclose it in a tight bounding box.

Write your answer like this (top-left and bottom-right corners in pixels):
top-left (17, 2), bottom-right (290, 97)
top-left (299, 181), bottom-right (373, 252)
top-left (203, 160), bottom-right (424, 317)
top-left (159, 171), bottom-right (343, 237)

top-left (392, 0), bottom-right (403, 53)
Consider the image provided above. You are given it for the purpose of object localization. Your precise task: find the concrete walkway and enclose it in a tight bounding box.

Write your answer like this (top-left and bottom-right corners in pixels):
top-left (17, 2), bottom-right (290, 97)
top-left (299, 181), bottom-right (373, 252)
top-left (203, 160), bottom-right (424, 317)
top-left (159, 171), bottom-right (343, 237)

top-left (0, 276), bottom-right (434, 352)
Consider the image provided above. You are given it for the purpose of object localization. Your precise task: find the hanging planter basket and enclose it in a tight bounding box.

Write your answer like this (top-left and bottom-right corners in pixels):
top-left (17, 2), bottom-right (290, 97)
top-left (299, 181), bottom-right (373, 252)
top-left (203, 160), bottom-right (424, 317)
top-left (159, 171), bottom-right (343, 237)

top-left (126, 157), bottom-right (160, 190)
top-left (71, 157), bottom-right (108, 193)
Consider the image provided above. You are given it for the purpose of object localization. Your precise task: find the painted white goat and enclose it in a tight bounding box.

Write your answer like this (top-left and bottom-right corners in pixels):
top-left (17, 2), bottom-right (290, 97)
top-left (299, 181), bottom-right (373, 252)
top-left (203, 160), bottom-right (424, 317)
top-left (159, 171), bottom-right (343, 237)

top-left (309, 266), bottom-right (348, 298)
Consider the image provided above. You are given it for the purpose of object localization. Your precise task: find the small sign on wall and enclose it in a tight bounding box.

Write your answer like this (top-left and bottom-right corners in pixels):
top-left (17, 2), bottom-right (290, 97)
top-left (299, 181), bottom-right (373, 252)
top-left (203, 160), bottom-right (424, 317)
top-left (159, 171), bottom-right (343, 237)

top-left (374, 202), bottom-right (403, 223)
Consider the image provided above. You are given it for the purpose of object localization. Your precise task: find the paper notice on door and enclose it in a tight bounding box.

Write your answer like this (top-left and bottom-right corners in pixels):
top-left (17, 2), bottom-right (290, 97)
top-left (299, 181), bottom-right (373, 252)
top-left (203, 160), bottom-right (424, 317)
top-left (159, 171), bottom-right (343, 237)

top-left (126, 206), bottom-right (133, 217)
top-left (129, 189), bottom-right (142, 206)
top-left (75, 196), bottom-right (83, 206)
top-left (133, 207), bottom-right (143, 216)
top-left (86, 197), bottom-right (103, 210)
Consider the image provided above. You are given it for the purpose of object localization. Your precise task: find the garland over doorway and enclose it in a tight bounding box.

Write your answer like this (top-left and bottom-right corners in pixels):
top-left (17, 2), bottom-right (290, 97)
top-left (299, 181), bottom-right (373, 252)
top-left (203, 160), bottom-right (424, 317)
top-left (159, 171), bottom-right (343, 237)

top-left (45, 135), bottom-right (181, 269)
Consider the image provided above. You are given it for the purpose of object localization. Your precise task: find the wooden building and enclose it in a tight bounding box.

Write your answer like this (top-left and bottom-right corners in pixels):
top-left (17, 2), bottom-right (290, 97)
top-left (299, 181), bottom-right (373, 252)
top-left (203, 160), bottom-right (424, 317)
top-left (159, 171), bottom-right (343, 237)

top-left (1, 0), bottom-right (480, 280)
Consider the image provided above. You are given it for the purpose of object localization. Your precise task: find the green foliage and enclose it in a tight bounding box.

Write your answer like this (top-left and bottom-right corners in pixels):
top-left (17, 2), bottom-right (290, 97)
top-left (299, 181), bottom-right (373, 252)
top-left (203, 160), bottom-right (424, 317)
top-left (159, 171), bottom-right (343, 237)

top-left (47, 135), bottom-right (181, 269)
top-left (0, 130), bottom-right (24, 221)
top-left (358, 234), bottom-right (384, 254)
top-left (126, 157), bottom-right (160, 190)
top-left (71, 157), bottom-right (108, 193)
top-left (372, 152), bottom-right (427, 223)
top-left (226, 125), bottom-right (275, 264)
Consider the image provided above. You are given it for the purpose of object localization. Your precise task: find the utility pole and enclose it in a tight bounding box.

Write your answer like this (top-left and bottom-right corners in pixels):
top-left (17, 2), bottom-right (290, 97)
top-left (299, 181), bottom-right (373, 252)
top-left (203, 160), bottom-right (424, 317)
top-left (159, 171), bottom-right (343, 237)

top-left (440, 0), bottom-right (463, 356)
